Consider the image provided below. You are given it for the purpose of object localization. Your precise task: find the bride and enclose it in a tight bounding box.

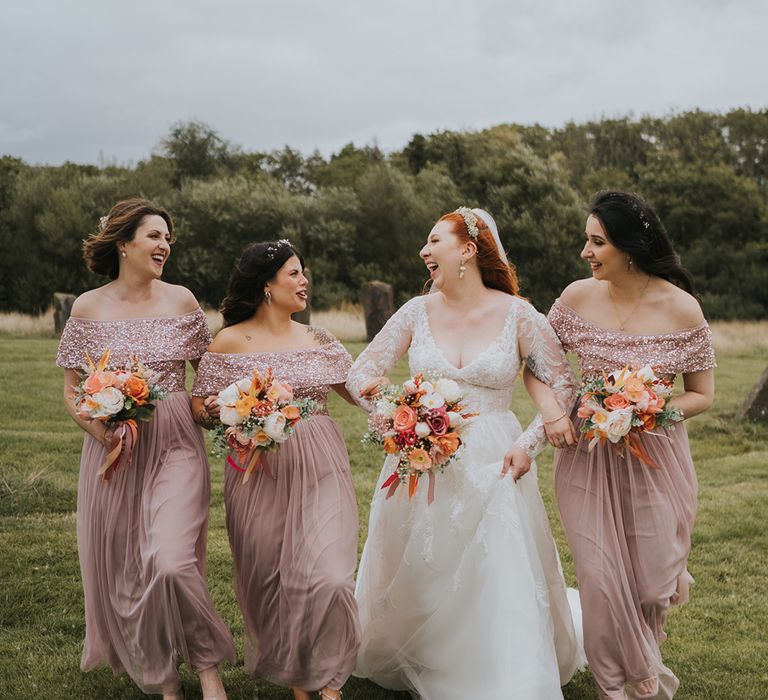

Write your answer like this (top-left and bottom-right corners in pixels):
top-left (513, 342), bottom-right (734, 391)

top-left (347, 207), bottom-right (585, 699)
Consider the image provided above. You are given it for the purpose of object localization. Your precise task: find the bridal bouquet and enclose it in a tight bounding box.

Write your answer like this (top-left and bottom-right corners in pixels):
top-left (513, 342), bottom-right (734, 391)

top-left (363, 373), bottom-right (474, 504)
top-left (578, 365), bottom-right (683, 468)
top-left (73, 349), bottom-right (165, 482)
top-left (212, 367), bottom-right (317, 482)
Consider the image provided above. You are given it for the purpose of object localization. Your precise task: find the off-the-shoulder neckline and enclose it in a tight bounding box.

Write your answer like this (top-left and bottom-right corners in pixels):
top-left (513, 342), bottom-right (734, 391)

top-left (68, 308), bottom-right (204, 323)
top-left (553, 299), bottom-right (708, 338)
top-left (204, 341), bottom-right (342, 358)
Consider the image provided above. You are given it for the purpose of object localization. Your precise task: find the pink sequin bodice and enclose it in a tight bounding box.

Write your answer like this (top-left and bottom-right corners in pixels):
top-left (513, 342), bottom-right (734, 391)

top-left (548, 299), bottom-right (716, 380)
top-left (192, 339), bottom-right (352, 415)
top-left (56, 309), bottom-right (212, 392)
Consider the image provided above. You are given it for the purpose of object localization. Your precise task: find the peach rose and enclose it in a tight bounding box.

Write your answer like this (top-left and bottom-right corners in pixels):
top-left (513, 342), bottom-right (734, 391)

top-left (267, 380), bottom-right (293, 404)
top-left (123, 375), bottom-right (150, 405)
top-left (83, 370), bottom-right (116, 395)
top-left (393, 404), bottom-right (418, 432)
top-left (604, 392), bottom-right (631, 410)
top-left (623, 377), bottom-right (647, 403)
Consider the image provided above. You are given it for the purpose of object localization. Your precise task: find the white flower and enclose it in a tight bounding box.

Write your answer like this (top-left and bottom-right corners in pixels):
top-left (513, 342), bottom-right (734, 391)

top-left (236, 377), bottom-right (252, 393)
top-left (403, 379), bottom-right (418, 395)
top-left (90, 387), bottom-right (125, 418)
top-left (375, 399), bottom-right (397, 419)
top-left (419, 381), bottom-right (434, 394)
top-left (421, 392), bottom-right (445, 410)
top-left (217, 382), bottom-right (241, 407)
top-left (435, 378), bottom-right (461, 404)
top-left (636, 365), bottom-right (656, 383)
top-left (446, 411), bottom-right (463, 428)
top-left (220, 405), bottom-right (244, 426)
top-left (605, 409), bottom-right (633, 443)
top-left (415, 421), bottom-right (431, 438)
top-left (263, 411), bottom-right (288, 442)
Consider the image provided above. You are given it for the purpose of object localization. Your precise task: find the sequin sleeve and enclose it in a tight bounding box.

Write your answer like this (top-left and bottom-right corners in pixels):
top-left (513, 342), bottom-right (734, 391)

top-left (317, 339), bottom-right (353, 385)
top-left (513, 300), bottom-right (578, 459)
top-left (182, 308), bottom-right (213, 360)
top-left (191, 353), bottom-right (223, 397)
top-left (678, 323), bottom-right (716, 373)
top-left (55, 318), bottom-right (88, 369)
top-left (346, 296), bottom-right (421, 411)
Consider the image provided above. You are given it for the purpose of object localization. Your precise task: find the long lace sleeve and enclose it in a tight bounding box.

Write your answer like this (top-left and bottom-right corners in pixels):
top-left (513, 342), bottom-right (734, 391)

top-left (513, 300), bottom-right (578, 459)
top-left (346, 296), bottom-right (421, 411)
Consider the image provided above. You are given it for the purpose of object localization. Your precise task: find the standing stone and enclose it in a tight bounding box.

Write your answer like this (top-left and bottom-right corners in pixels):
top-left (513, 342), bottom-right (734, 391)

top-left (54, 292), bottom-right (77, 334)
top-left (362, 281), bottom-right (394, 341)
top-left (740, 366), bottom-right (768, 422)
top-left (292, 267), bottom-right (312, 325)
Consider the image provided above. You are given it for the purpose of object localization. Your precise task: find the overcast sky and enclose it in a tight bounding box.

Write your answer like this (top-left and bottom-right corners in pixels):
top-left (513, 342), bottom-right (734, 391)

top-left (1, 0), bottom-right (765, 165)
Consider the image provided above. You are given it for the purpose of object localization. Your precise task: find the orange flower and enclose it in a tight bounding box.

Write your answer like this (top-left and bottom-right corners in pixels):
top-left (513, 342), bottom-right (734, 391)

top-left (431, 431), bottom-right (460, 456)
top-left (383, 437), bottom-right (399, 454)
top-left (123, 375), bottom-right (150, 405)
top-left (604, 392), bottom-right (631, 410)
top-left (408, 448), bottom-right (432, 471)
top-left (639, 413), bottom-right (657, 431)
top-left (235, 395), bottom-right (259, 416)
top-left (280, 405), bottom-right (301, 422)
top-left (393, 404), bottom-right (418, 432)
top-left (623, 376), bottom-right (646, 403)
top-left (83, 370), bottom-right (116, 395)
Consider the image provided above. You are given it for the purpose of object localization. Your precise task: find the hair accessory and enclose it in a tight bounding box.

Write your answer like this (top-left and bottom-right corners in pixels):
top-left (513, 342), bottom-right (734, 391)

top-left (98, 215), bottom-right (109, 232)
top-left (264, 238), bottom-right (292, 261)
top-left (455, 207), bottom-right (479, 240)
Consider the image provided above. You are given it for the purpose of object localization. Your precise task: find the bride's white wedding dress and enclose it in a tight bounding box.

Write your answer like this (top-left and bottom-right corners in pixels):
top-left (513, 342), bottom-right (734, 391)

top-left (347, 295), bottom-right (585, 700)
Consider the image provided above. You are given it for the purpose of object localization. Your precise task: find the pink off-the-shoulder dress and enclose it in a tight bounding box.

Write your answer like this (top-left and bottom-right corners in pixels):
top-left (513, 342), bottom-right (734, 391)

top-left (192, 333), bottom-right (361, 692)
top-left (548, 299), bottom-right (716, 700)
top-left (56, 309), bottom-right (235, 693)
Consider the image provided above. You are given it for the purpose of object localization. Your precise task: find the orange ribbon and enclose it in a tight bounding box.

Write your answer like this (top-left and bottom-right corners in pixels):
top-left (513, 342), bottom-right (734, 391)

top-left (98, 419), bottom-right (138, 483)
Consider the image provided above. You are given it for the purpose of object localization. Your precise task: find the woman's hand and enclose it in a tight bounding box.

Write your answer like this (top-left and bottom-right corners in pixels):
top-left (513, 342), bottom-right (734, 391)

top-left (358, 376), bottom-right (391, 400)
top-left (101, 425), bottom-right (115, 447)
top-left (203, 395), bottom-right (220, 418)
top-left (501, 444), bottom-right (531, 481)
top-left (543, 412), bottom-right (579, 449)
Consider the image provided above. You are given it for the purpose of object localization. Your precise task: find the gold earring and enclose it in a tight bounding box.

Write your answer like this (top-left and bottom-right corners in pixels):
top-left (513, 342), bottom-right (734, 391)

top-left (459, 257), bottom-right (466, 279)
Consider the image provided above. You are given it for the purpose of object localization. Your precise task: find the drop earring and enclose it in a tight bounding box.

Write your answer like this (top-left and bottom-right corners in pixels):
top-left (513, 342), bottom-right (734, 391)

top-left (459, 257), bottom-right (466, 279)
top-left (265, 289), bottom-right (272, 304)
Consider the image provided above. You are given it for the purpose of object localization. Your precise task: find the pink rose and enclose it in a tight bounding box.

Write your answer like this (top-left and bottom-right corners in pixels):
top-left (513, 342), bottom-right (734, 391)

top-left (425, 411), bottom-right (449, 436)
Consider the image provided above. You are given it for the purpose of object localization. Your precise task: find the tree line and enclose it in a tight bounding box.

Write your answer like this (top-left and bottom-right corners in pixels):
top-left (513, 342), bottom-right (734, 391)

top-left (1, 108), bottom-right (766, 319)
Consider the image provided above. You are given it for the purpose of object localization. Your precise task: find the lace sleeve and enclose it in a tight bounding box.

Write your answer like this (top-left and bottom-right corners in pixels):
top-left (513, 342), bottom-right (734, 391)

top-left (346, 296), bottom-right (420, 411)
top-left (513, 300), bottom-right (578, 459)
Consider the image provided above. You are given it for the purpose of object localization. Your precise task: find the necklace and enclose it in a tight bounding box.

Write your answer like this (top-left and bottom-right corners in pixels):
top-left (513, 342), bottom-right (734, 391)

top-left (608, 276), bottom-right (651, 331)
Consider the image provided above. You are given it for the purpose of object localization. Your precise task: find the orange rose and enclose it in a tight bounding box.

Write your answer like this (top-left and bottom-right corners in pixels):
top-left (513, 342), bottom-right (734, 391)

top-left (393, 404), bottom-right (418, 432)
top-left (604, 392), bottom-right (631, 410)
top-left (639, 413), bottom-right (657, 431)
top-left (432, 431), bottom-right (460, 456)
top-left (280, 405), bottom-right (301, 422)
top-left (123, 375), bottom-right (150, 405)
top-left (383, 437), bottom-right (399, 454)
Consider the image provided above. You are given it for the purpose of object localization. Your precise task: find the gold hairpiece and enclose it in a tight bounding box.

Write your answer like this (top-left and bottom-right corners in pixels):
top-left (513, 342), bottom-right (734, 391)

top-left (455, 207), bottom-right (479, 239)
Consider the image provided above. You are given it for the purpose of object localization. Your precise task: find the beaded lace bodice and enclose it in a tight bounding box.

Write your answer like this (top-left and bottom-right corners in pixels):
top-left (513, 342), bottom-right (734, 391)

top-left (346, 295), bottom-right (578, 458)
top-left (56, 308), bottom-right (212, 392)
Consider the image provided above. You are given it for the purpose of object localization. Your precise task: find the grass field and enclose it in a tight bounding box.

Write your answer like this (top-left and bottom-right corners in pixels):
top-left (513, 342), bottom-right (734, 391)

top-left (0, 335), bottom-right (766, 699)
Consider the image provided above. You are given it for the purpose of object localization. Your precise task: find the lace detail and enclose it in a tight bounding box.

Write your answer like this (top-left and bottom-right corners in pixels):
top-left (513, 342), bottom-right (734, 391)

top-left (346, 295), bottom-right (575, 460)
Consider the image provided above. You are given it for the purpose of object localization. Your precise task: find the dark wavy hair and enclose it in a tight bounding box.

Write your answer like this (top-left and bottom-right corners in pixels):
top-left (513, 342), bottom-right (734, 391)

top-left (590, 190), bottom-right (697, 296)
top-left (82, 198), bottom-right (174, 279)
top-left (220, 240), bottom-right (304, 327)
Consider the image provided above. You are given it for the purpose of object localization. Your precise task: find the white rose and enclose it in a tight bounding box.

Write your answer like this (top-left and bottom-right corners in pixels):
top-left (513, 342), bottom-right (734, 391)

top-left (435, 378), bottom-right (461, 404)
top-left (263, 412), bottom-right (288, 442)
top-left (220, 405), bottom-right (244, 426)
top-left (605, 409), bottom-right (633, 443)
top-left (446, 411), bottom-right (463, 428)
top-left (217, 383), bottom-right (241, 407)
top-left (90, 387), bottom-right (125, 418)
top-left (421, 392), bottom-right (445, 409)
top-left (415, 421), bottom-right (431, 438)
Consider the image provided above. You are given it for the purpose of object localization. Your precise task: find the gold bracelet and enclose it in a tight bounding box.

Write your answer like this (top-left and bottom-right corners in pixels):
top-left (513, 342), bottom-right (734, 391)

top-left (543, 411), bottom-right (566, 426)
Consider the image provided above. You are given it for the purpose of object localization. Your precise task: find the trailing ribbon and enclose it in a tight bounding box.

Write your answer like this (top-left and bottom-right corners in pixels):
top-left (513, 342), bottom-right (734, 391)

top-left (98, 419), bottom-right (138, 483)
top-left (626, 433), bottom-right (660, 469)
top-left (379, 469), bottom-right (437, 505)
top-left (227, 449), bottom-right (275, 481)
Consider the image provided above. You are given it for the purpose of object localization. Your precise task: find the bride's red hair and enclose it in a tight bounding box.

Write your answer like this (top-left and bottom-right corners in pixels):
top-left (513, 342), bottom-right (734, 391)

top-left (437, 212), bottom-right (520, 296)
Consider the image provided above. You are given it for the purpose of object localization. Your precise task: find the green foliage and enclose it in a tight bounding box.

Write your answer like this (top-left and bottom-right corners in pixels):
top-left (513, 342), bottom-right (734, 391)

top-left (2, 110), bottom-right (767, 317)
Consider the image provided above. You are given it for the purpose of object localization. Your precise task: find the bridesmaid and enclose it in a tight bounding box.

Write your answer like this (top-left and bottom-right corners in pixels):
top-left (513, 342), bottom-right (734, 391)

top-left (56, 199), bottom-right (235, 699)
top-left (527, 191), bottom-right (715, 699)
top-left (191, 240), bottom-right (360, 700)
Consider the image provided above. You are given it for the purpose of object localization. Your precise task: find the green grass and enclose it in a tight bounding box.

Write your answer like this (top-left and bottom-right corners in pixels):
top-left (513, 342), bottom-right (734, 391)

top-left (1, 338), bottom-right (766, 699)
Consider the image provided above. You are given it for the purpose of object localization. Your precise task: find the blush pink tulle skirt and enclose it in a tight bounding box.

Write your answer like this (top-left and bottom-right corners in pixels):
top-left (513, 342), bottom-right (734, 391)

top-left (76, 392), bottom-right (235, 693)
top-left (223, 414), bottom-right (361, 692)
top-left (554, 414), bottom-right (697, 700)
